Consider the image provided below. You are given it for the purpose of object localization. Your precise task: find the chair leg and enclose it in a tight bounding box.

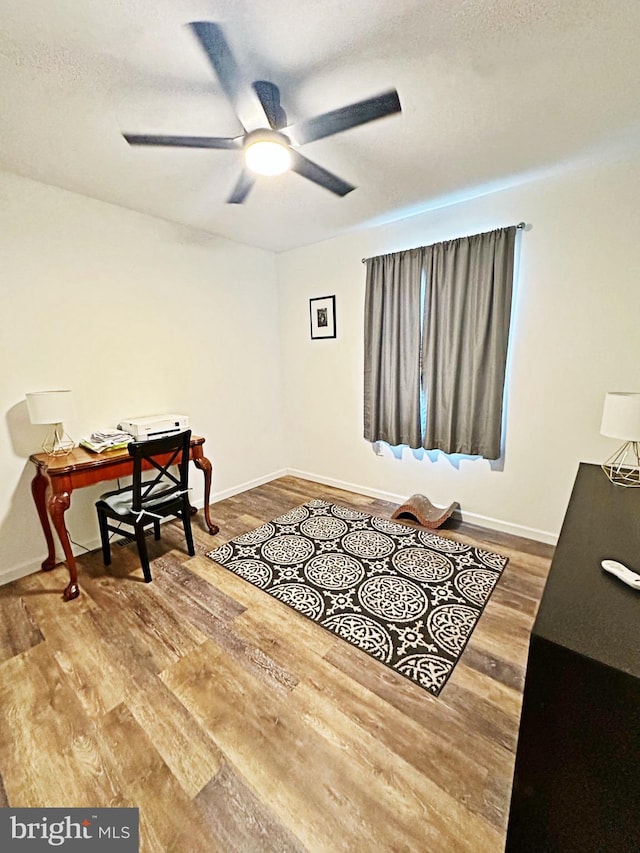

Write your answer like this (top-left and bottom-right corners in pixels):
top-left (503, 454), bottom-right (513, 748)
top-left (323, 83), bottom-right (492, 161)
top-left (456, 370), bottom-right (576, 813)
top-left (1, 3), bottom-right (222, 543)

top-left (153, 518), bottom-right (161, 541)
top-left (181, 500), bottom-right (195, 557)
top-left (134, 523), bottom-right (153, 583)
top-left (97, 507), bottom-right (112, 566)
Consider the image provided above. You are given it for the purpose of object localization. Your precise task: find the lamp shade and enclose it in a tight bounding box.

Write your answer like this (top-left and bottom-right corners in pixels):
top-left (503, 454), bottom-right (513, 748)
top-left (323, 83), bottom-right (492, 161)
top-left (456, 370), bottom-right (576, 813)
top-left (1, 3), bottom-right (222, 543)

top-left (26, 390), bottom-right (74, 425)
top-left (600, 392), bottom-right (640, 441)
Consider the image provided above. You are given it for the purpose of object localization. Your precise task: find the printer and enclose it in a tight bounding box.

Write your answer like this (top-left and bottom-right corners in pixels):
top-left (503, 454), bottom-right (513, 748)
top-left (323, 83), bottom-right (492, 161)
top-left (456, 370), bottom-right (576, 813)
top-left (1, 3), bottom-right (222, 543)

top-left (118, 413), bottom-right (189, 440)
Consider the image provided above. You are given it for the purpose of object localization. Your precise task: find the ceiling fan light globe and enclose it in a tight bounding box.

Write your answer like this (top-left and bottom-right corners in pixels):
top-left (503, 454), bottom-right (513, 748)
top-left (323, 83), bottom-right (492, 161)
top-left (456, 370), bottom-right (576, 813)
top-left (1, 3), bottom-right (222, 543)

top-left (245, 139), bottom-right (291, 176)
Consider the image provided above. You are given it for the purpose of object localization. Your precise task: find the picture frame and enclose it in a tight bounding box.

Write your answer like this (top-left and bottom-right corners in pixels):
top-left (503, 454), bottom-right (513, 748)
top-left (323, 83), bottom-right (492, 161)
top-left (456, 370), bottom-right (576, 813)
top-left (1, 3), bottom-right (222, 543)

top-left (309, 295), bottom-right (337, 340)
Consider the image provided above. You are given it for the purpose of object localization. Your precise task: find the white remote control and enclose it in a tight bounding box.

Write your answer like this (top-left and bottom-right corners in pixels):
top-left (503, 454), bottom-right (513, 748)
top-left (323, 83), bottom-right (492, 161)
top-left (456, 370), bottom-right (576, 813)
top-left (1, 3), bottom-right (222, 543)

top-left (601, 559), bottom-right (640, 590)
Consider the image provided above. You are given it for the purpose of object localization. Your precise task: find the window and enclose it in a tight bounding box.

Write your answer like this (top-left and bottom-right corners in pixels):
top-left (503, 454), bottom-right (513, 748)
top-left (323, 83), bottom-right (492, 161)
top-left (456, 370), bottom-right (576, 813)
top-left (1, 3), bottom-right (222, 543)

top-left (363, 226), bottom-right (517, 460)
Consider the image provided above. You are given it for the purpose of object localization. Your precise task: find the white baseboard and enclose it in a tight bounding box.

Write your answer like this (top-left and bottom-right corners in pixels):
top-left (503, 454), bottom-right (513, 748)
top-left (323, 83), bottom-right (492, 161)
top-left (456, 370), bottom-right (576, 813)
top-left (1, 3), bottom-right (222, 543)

top-left (0, 472), bottom-right (290, 587)
top-left (287, 468), bottom-right (407, 504)
top-left (451, 508), bottom-right (557, 545)
top-left (286, 467), bottom-right (558, 545)
top-left (0, 534), bottom-right (107, 588)
top-left (0, 560), bottom-right (42, 587)
top-left (211, 469), bottom-right (289, 503)
top-left (1, 465), bottom-right (555, 589)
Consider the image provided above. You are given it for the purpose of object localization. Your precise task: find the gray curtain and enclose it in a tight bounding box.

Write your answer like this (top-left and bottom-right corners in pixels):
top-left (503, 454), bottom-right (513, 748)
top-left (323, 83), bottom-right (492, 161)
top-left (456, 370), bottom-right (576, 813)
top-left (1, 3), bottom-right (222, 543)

top-left (363, 249), bottom-right (423, 447)
top-left (421, 226), bottom-right (516, 459)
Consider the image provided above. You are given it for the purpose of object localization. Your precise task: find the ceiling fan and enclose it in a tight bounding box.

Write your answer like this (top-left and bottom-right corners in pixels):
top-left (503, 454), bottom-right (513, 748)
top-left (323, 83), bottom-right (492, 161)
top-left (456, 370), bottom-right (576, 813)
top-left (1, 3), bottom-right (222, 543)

top-left (123, 21), bottom-right (402, 204)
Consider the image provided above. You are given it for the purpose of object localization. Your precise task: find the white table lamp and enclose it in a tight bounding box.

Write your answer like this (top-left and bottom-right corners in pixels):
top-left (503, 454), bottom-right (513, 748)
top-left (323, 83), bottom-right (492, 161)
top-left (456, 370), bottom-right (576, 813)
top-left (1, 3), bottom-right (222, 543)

top-left (26, 390), bottom-right (75, 455)
top-left (600, 391), bottom-right (640, 486)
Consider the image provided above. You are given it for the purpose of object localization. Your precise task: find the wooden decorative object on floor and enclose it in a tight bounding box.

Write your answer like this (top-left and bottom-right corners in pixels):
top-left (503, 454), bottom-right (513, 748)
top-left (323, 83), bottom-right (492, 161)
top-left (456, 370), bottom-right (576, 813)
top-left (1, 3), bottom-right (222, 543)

top-left (391, 494), bottom-right (458, 529)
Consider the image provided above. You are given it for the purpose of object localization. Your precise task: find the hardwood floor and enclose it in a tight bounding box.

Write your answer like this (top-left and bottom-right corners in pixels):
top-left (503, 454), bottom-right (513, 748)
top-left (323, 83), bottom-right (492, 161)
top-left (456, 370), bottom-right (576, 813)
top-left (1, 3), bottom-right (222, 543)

top-left (0, 476), bottom-right (553, 852)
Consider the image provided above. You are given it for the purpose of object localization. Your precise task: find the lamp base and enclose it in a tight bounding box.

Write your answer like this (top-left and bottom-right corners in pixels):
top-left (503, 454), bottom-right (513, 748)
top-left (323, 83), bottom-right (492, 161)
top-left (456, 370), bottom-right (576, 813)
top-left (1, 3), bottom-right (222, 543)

top-left (42, 425), bottom-right (74, 457)
top-left (602, 440), bottom-right (640, 487)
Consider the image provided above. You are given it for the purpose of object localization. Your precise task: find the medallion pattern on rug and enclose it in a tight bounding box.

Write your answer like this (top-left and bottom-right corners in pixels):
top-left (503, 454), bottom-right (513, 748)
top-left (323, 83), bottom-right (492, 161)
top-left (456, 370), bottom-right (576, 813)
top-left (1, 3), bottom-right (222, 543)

top-left (206, 500), bottom-right (508, 695)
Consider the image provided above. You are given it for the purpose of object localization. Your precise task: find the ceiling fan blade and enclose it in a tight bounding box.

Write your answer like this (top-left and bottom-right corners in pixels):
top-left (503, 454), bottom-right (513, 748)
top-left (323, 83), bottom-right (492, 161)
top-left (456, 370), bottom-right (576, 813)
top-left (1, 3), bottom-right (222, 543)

top-left (189, 21), bottom-right (269, 132)
top-left (289, 151), bottom-right (355, 197)
top-left (252, 81), bottom-right (287, 130)
top-left (287, 89), bottom-right (401, 146)
top-left (227, 169), bottom-right (256, 204)
top-left (124, 133), bottom-right (240, 149)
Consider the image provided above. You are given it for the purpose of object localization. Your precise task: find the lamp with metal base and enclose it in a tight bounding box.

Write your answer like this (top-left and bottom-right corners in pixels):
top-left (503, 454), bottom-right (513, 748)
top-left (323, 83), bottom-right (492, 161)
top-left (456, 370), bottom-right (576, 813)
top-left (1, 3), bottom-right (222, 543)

top-left (600, 391), bottom-right (640, 487)
top-left (26, 390), bottom-right (75, 456)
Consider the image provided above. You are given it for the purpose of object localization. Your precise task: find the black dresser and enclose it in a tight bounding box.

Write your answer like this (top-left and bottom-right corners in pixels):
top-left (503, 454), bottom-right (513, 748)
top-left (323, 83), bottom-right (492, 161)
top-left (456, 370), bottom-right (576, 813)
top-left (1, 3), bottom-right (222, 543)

top-left (506, 463), bottom-right (640, 852)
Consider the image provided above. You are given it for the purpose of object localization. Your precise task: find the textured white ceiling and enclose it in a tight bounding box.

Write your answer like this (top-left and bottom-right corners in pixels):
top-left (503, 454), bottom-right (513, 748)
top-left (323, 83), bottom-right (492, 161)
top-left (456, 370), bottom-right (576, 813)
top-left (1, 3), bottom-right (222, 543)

top-left (1, 0), bottom-right (639, 252)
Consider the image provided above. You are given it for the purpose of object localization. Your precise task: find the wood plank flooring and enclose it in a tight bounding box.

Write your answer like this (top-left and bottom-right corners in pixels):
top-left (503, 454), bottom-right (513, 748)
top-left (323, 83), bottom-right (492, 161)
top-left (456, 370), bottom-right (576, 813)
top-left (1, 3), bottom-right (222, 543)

top-left (0, 476), bottom-right (553, 852)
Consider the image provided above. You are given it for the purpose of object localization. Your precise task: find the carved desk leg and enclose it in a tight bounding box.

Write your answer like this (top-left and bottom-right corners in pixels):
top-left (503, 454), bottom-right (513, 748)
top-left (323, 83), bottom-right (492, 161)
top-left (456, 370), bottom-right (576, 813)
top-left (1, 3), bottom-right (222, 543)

top-left (47, 489), bottom-right (80, 601)
top-left (193, 455), bottom-right (219, 535)
top-left (31, 468), bottom-right (57, 571)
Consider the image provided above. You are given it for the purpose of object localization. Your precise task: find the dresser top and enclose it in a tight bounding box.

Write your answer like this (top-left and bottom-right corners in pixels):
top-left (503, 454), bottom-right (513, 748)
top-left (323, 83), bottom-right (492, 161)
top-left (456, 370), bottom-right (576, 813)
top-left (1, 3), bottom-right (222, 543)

top-left (534, 463), bottom-right (640, 679)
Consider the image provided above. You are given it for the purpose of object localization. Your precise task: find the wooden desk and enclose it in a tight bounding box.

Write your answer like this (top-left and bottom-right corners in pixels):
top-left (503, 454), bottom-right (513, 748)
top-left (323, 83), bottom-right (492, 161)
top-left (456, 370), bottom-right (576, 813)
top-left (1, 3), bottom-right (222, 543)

top-left (30, 435), bottom-right (219, 601)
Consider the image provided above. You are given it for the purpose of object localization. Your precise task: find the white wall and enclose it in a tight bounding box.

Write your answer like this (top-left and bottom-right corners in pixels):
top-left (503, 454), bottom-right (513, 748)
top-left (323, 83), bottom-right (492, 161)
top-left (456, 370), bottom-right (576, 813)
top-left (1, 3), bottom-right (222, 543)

top-left (3, 149), bottom-right (638, 586)
top-left (1, 172), bottom-right (286, 582)
top-left (276, 149), bottom-right (640, 543)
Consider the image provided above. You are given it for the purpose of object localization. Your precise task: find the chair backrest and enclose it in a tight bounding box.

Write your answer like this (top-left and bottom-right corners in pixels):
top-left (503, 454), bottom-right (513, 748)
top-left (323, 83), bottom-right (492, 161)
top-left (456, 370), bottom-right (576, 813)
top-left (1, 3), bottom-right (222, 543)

top-left (128, 430), bottom-right (192, 514)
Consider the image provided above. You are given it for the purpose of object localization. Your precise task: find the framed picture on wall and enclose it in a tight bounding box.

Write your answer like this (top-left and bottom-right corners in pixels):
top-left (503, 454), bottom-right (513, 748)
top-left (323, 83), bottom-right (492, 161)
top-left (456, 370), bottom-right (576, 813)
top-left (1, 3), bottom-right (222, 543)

top-left (309, 295), bottom-right (337, 339)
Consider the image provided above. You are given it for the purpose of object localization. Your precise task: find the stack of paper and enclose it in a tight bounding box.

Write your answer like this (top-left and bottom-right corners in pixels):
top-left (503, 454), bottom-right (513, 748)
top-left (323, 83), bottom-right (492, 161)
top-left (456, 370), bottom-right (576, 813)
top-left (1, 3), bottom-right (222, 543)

top-left (80, 429), bottom-right (133, 453)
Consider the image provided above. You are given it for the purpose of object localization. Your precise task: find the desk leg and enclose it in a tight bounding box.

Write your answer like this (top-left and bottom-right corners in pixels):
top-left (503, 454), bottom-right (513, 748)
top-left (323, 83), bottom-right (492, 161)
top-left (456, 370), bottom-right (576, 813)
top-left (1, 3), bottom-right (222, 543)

top-left (193, 456), bottom-right (219, 535)
top-left (47, 491), bottom-right (80, 601)
top-left (31, 469), bottom-right (57, 571)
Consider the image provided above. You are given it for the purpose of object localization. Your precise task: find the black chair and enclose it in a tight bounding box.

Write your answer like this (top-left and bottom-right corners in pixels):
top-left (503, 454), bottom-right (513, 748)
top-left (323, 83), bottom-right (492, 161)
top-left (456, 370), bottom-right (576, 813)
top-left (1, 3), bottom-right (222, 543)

top-left (95, 430), bottom-right (195, 583)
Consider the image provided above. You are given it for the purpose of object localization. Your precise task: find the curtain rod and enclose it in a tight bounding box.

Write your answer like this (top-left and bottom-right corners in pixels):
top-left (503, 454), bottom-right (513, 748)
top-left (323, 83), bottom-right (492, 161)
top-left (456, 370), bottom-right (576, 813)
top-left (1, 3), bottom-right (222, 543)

top-left (361, 222), bottom-right (527, 263)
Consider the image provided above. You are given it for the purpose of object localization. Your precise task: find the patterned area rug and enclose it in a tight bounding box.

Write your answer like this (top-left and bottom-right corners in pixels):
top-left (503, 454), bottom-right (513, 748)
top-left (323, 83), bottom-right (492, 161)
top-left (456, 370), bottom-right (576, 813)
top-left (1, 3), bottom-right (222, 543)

top-left (206, 500), bottom-right (508, 696)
